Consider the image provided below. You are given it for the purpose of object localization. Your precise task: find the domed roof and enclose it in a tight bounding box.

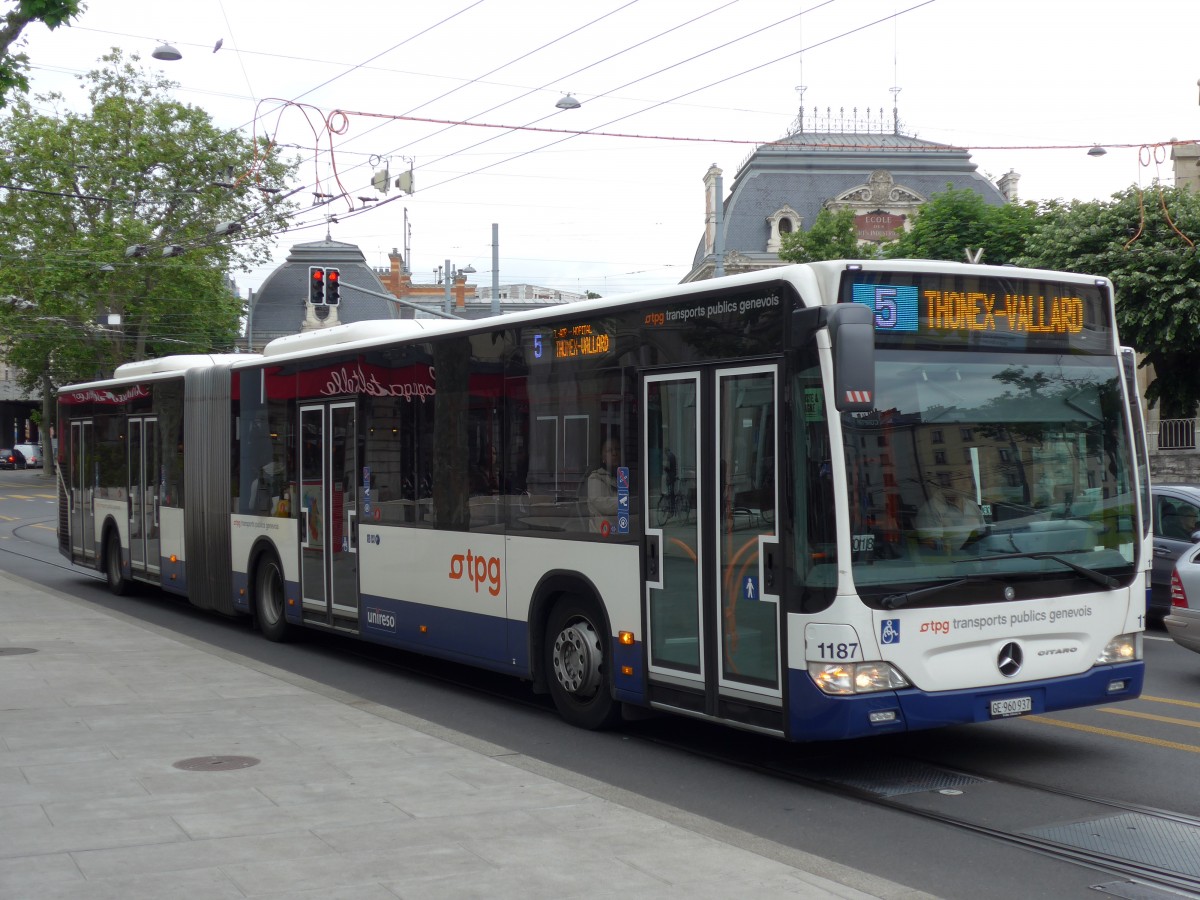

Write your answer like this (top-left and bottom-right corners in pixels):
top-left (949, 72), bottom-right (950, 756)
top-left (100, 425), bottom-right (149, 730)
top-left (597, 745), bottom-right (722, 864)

top-left (247, 239), bottom-right (398, 344)
top-left (686, 129), bottom-right (1008, 277)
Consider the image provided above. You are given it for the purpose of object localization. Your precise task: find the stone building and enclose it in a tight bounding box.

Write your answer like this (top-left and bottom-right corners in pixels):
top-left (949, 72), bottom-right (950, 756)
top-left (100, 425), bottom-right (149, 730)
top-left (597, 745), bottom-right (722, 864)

top-left (683, 110), bottom-right (1014, 283)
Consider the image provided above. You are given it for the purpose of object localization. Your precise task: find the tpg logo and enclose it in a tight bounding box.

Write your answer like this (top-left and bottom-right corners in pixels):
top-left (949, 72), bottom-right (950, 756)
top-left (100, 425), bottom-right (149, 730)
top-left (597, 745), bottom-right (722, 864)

top-left (448, 550), bottom-right (502, 596)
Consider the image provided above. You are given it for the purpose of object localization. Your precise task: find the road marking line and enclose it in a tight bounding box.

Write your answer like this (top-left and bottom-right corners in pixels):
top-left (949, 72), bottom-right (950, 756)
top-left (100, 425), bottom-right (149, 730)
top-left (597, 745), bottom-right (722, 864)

top-left (1028, 716), bottom-right (1200, 753)
top-left (1137, 694), bottom-right (1200, 710)
top-left (31, 523), bottom-right (54, 531)
top-left (1099, 707), bottom-right (1200, 728)
top-left (0, 515), bottom-right (15, 522)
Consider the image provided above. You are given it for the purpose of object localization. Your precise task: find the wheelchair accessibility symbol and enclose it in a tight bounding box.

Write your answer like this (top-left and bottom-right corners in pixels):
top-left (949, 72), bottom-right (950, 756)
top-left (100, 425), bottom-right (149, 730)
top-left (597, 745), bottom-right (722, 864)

top-left (880, 619), bottom-right (900, 645)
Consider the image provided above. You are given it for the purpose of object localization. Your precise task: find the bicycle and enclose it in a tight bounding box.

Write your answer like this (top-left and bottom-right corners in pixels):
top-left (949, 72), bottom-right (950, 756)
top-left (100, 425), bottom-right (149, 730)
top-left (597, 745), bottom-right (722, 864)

top-left (656, 484), bottom-right (690, 525)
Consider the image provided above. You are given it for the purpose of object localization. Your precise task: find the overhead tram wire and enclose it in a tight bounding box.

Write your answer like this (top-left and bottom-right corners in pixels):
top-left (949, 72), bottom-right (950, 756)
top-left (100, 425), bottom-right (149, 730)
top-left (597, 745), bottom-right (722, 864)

top-left (248, 0), bottom-right (815, 217)
top-left (266, 0), bottom-right (653, 205)
top-left (399, 0), bottom-right (841, 187)
top-left (285, 0), bottom-right (847, 224)
top-left (313, 0), bottom-right (820, 190)
top-left (347, 0), bottom-right (934, 208)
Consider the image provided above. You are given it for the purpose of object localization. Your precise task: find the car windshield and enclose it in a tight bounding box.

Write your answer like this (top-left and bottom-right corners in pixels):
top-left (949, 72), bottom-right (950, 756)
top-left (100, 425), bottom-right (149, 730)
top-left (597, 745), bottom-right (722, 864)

top-left (845, 350), bottom-right (1139, 606)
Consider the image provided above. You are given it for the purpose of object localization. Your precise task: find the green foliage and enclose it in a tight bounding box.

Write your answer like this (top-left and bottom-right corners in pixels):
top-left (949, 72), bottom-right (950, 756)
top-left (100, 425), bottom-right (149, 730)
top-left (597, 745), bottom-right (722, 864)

top-left (0, 1), bottom-right (83, 108)
top-left (885, 185), bottom-right (1038, 265)
top-left (1016, 184), bottom-right (1200, 417)
top-left (0, 49), bottom-right (299, 393)
top-left (778, 207), bottom-right (874, 263)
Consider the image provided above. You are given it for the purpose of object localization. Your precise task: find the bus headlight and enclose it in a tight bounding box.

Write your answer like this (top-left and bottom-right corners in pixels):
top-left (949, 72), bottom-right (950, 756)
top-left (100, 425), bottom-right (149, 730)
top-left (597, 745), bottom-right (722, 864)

top-left (808, 661), bottom-right (910, 695)
top-left (1095, 633), bottom-right (1141, 664)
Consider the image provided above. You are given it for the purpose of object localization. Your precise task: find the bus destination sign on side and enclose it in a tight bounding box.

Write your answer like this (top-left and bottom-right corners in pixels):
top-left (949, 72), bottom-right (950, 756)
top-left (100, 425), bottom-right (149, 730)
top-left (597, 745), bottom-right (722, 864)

top-left (531, 322), bottom-right (611, 362)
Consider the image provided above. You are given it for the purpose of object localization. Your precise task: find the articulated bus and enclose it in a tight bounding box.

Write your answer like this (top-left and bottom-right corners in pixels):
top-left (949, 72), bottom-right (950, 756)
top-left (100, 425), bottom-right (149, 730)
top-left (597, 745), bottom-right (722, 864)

top-left (56, 261), bottom-right (1147, 740)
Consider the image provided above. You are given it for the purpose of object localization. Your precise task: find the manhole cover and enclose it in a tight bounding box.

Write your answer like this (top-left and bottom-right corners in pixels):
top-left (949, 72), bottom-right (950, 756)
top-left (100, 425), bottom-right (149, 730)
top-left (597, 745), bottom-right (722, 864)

top-left (0, 647), bottom-right (37, 656)
top-left (173, 755), bottom-right (260, 771)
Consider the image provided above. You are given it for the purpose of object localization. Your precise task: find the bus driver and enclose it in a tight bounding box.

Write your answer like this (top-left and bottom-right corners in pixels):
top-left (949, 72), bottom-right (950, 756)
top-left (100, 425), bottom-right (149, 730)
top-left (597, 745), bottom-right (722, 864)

top-left (915, 487), bottom-right (984, 551)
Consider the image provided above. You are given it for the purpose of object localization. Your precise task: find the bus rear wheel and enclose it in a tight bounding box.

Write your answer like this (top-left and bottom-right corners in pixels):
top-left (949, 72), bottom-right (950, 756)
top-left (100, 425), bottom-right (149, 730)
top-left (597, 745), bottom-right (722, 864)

top-left (104, 531), bottom-right (130, 596)
top-left (544, 596), bottom-right (621, 730)
top-left (255, 554), bottom-right (291, 642)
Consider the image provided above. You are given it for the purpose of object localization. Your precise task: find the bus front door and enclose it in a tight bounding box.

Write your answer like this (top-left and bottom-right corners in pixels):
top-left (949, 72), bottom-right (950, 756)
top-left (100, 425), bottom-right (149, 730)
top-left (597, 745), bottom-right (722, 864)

top-left (127, 416), bottom-right (160, 579)
top-left (69, 419), bottom-right (95, 563)
top-left (298, 402), bottom-right (360, 630)
top-left (644, 365), bottom-right (782, 726)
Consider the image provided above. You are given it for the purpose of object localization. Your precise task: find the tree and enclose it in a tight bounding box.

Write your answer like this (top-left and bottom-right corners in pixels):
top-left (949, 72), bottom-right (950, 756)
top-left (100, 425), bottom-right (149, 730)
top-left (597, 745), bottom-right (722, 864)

top-left (0, 49), bottom-right (299, 461)
top-left (885, 185), bottom-right (1038, 265)
top-left (778, 207), bottom-right (873, 263)
top-left (0, 0), bottom-right (84, 108)
top-left (1016, 184), bottom-right (1200, 417)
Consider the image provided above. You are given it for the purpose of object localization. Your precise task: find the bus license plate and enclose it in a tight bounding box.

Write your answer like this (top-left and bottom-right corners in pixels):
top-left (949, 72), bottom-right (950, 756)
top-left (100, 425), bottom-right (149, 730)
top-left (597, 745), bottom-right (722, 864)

top-left (990, 696), bottom-right (1032, 718)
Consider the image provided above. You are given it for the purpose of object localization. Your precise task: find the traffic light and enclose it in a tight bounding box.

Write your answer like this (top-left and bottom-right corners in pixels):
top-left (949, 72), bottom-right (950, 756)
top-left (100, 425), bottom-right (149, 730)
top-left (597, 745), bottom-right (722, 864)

top-left (325, 268), bottom-right (340, 305)
top-left (309, 266), bottom-right (325, 305)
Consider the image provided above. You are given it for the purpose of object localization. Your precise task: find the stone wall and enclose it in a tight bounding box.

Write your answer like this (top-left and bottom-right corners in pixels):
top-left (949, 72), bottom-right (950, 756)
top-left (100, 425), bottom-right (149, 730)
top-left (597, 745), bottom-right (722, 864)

top-left (1150, 449), bottom-right (1200, 484)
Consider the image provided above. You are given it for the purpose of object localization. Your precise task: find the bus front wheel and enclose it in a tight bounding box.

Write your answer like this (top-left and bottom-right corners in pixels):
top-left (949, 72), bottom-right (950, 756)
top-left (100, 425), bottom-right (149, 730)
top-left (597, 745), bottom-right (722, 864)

top-left (104, 531), bottom-right (130, 596)
top-left (254, 554), bottom-right (291, 642)
top-left (544, 596), bottom-right (621, 730)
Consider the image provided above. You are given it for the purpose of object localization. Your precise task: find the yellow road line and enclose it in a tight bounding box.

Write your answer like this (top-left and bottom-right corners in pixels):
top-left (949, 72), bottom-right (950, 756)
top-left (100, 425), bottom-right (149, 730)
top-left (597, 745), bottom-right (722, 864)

top-left (1028, 716), bottom-right (1200, 753)
top-left (0, 514), bottom-right (15, 522)
top-left (31, 523), bottom-right (54, 530)
top-left (1099, 707), bottom-right (1200, 729)
top-left (1138, 694), bottom-right (1200, 710)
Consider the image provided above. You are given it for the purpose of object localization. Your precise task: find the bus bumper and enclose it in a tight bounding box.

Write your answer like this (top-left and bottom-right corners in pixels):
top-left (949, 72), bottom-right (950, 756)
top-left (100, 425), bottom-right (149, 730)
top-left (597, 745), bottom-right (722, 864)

top-left (787, 661), bottom-right (1145, 741)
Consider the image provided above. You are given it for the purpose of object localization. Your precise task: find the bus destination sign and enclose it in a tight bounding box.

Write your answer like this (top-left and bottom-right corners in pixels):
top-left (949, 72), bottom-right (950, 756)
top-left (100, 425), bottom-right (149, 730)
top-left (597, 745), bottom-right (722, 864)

top-left (844, 273), bottom-right (1110, 352)
top-left (531, 322), bottom-right (611, 362)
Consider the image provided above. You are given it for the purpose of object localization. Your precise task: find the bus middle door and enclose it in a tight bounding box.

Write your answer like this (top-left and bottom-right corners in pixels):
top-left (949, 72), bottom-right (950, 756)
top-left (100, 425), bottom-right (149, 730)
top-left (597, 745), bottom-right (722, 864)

top-left (298, 402), bottom-right (360, 631)
top-left (643, 364), bottom-right (783, 731)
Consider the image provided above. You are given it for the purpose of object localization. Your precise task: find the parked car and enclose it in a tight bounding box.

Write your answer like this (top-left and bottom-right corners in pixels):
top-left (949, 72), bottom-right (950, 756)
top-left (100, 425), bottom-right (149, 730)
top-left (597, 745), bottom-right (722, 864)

top-left (0, 447), bottom-right (26, 470)
top-left (1150, 484), bottom-right (1200, 622)
top-left (13, 443), bottom-right (41, 468)
top-left (1165, 542), bottom-right (1200, 656)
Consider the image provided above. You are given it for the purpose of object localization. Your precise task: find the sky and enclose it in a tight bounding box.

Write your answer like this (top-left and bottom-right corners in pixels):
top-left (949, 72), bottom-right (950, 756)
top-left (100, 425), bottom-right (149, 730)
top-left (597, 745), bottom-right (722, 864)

top-left (14, 0), bottom-right (1200, 300)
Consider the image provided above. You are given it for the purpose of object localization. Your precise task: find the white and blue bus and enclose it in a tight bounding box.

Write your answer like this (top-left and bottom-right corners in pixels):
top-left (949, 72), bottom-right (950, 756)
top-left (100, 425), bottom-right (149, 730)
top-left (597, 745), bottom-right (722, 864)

top-left (57, 260), bottom-right (1147, 740)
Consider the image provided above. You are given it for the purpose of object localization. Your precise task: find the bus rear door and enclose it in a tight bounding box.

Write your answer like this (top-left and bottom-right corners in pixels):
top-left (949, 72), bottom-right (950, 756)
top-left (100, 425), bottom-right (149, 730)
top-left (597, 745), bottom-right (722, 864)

top-left (68, 419), bottom-right (95, 563)
top-left (643, 364), bottom-right (783, 732)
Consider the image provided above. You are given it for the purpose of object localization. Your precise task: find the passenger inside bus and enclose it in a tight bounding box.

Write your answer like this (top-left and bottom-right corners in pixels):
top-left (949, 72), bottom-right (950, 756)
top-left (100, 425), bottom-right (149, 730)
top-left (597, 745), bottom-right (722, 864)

top-left (586, 437), bottom-right (621, 533)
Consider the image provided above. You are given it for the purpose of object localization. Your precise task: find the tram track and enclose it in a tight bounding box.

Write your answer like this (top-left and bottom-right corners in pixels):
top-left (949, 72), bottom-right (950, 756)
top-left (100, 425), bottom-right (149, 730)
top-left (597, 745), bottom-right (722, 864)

top-left (628, 723), bottom-right (1200, 898)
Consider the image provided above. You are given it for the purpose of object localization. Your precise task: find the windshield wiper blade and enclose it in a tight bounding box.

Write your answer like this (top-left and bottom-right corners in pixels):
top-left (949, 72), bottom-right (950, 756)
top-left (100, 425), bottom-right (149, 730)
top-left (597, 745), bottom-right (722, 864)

top-left (881, 574), bottom-right (1000, 610)
top-left (977, 550), bottom-right (1119, 588)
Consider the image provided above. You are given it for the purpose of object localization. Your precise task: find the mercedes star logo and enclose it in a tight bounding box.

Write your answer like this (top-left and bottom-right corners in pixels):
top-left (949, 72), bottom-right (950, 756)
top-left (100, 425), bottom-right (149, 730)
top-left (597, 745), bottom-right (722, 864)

top-left (998, 642), bottom-right (1023, 677)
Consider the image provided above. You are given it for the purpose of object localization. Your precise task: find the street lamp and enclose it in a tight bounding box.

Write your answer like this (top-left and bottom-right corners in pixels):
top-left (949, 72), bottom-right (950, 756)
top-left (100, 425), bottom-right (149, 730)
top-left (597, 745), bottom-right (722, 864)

top-left (555, 93), bottom-right (581, 110)
top-left (152, 42), bottom-right (182, 61)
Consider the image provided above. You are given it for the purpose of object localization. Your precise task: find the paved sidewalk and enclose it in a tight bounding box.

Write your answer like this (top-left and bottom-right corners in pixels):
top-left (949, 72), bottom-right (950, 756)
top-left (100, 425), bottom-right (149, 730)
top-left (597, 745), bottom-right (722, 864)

top-left (0, 569), bottom-right (933, 899)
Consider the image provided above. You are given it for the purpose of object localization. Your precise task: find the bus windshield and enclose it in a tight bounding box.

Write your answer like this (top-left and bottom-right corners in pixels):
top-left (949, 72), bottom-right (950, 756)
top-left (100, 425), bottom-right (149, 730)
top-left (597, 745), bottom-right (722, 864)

top-left (844, 350), bottom-right (1139, 606)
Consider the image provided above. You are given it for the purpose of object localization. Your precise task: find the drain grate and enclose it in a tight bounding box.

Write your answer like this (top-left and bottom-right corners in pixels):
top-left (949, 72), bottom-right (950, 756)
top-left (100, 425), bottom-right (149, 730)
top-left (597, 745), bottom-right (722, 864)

top-left (173, 755), bottom-right (260, 772)
top-left (801, 758), bottom-right (987, 798)
top-left (1092, 880), bottom-right (1190, 899)
top-left (1026, 813), bottom-right (1200, 878)
top-left (0, 647), bottom-right (37, 656)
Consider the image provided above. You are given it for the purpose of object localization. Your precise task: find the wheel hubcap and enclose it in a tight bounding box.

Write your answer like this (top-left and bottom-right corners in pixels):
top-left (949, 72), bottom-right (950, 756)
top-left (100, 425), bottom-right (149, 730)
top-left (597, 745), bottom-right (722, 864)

top-left (552, 620), bottom-right (602, 697)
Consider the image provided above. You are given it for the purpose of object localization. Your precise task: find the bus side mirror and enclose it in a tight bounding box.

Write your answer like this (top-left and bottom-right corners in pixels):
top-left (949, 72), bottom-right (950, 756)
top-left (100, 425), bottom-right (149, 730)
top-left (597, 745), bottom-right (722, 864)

top-left (830, 304), bottom-right (875, 412)
top-left (792, 305), bottom-right (875, 413)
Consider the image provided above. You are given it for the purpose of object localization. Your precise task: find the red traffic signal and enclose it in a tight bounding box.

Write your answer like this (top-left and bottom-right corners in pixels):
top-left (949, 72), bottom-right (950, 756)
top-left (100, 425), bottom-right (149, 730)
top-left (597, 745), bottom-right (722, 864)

top-left (326, 267), bottom-right (340, 305)
top-left (309, 266), bottom-right (326, 305)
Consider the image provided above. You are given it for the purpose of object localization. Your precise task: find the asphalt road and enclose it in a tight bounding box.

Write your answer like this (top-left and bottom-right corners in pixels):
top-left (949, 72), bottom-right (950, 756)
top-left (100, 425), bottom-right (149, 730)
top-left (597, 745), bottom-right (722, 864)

top-left (3, 466), bottom-right (1199, 900)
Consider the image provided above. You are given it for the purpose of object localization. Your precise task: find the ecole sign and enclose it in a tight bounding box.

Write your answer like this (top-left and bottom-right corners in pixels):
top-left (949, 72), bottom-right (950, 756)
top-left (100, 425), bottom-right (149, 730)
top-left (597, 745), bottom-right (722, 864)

top-left (854, 213), bottom-right (905, 242)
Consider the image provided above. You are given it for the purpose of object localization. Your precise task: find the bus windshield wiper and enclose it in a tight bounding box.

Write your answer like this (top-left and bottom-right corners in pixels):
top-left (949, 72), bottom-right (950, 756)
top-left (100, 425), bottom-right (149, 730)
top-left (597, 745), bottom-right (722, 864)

top-left (879, 551), bottom-right (1119, 610)
top-left (881, 574), bottom-right (1002, 610)
top-left (977, 550), bottom-right (1119, 588)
